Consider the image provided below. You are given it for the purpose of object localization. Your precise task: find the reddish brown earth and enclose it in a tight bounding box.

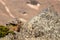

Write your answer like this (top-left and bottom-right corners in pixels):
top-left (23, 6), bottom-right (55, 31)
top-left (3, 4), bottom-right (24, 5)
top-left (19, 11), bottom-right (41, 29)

top-left (0, 0), bottom-right (60, 25)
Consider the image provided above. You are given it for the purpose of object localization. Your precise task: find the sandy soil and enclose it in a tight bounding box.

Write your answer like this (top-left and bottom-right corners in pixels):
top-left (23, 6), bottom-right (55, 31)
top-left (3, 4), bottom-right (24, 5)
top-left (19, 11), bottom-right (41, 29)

top-left (0, 0), bottom-right (60, 25)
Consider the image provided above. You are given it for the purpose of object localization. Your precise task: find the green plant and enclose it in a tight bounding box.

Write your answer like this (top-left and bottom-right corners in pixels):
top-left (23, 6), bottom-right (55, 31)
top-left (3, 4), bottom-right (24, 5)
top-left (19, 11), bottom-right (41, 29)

top-left (0, 25), bottom-right (14, 38)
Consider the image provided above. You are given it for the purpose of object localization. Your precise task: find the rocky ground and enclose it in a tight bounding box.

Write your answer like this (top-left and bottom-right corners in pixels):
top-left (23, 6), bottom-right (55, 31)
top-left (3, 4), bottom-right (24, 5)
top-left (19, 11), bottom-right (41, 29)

top-left (0, 6), bottom-right (60, 40)
top-left (0, 0), bottom-right (60, 40)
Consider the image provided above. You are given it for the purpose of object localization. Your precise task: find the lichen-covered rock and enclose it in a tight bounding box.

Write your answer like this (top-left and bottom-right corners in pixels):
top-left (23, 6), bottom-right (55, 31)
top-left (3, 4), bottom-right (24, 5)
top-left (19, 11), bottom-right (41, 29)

top-left (21, 7), bottom-right (60, 40)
